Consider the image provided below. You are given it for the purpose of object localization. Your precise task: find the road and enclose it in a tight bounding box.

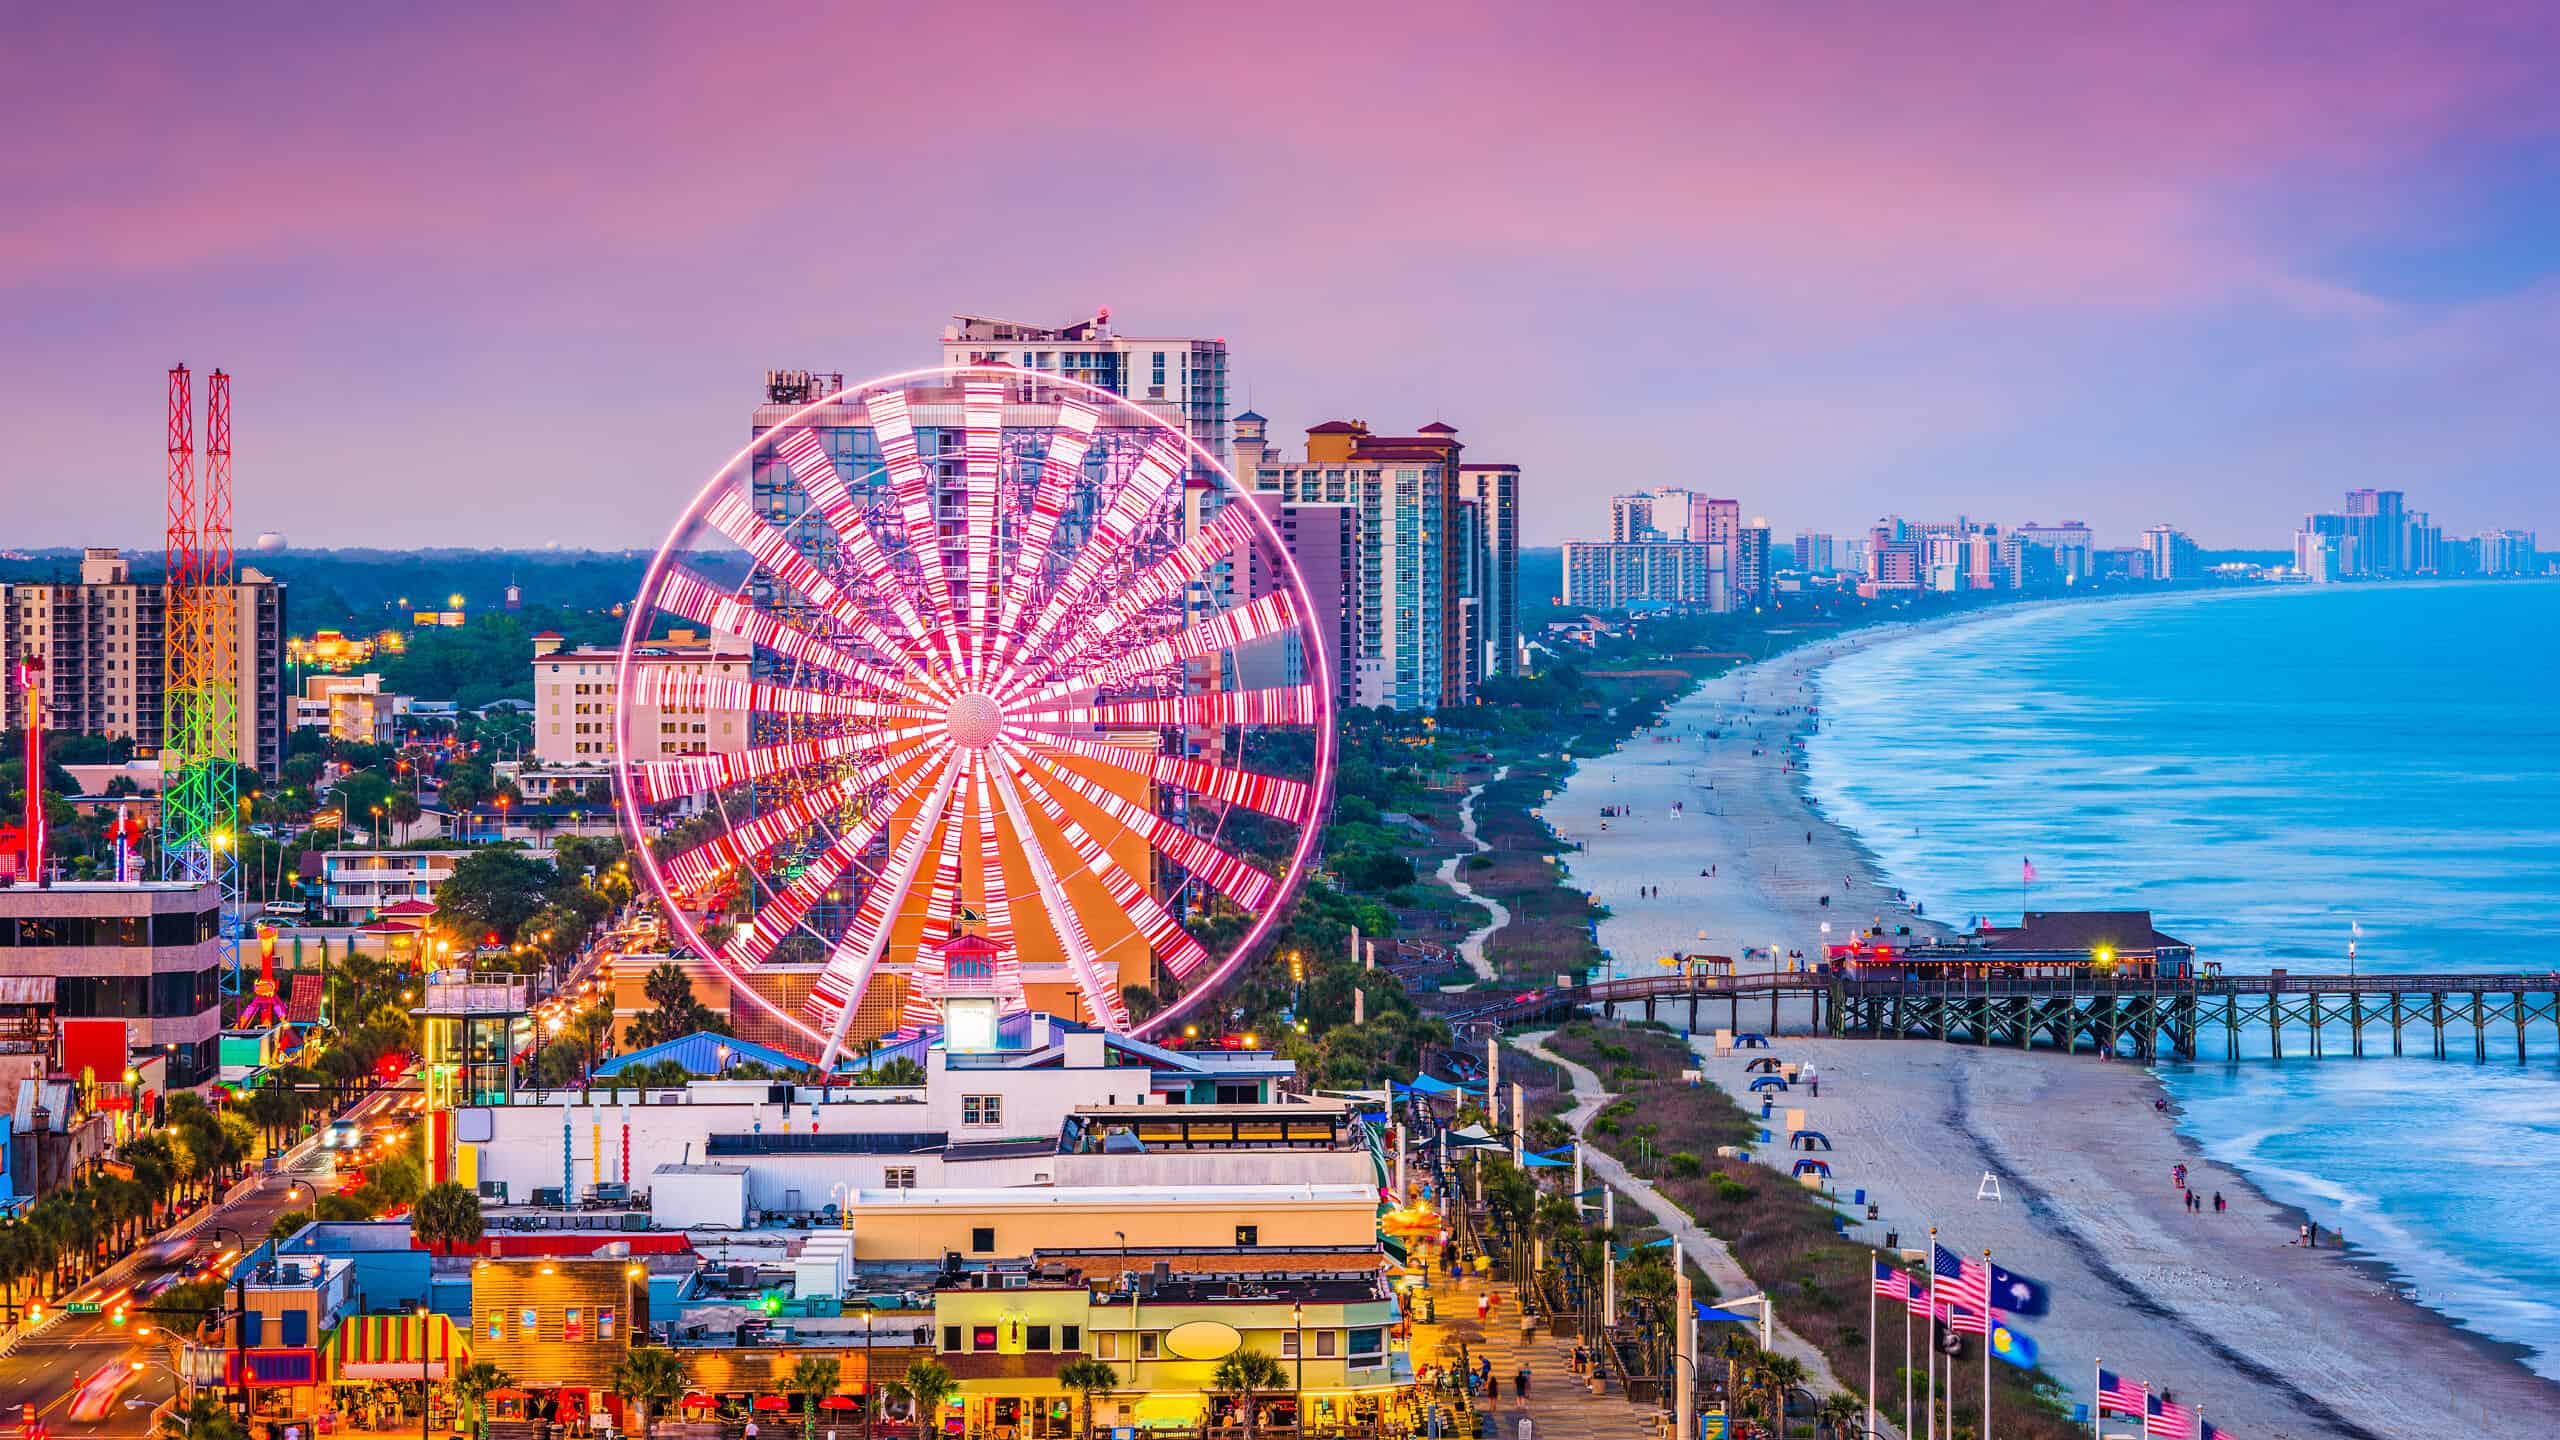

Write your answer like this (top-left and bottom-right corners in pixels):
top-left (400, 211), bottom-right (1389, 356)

top-left (0, 1084), bottom-right (406, 1437)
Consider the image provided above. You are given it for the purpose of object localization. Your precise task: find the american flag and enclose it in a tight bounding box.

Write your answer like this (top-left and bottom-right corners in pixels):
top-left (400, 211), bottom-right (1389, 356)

top-left (1934, 1243), bottom-right (1992, 1312)
top-left (2199, 1422), bottom-right (2234, 1440)
top-left (2146, 1393), bottom-right (2194, 1438)
top-left (1943, 1302), bottom-right (1990, 1336)
top-left (2098, 1370), bottom-right (2147, 1417)
top-left (1907, 1277), bottom-right (1928, 1304)
top-left (1873, 1260), bottom-right (1907, 1301)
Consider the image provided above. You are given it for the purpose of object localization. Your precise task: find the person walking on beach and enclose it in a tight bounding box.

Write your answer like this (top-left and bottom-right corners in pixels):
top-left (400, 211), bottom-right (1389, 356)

top-left (1516, 1367), bottom-right (1531, 1400)
top-left (2214, 1191), bottom-right (2226, 1213)
top-left (2299, 1223), bottom-right (2311, 1247)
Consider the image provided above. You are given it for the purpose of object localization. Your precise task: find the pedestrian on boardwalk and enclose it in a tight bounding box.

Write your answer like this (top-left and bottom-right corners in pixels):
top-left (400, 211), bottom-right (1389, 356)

top-left (1516, 1367), bottom-right (1531, 1399)
top-left (1477, 1292), bottom-right (1490, 1322)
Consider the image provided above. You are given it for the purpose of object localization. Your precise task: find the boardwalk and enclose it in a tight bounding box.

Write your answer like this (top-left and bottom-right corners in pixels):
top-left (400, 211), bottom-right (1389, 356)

top-left (1410, 1262), bottom-right (1665, 1440)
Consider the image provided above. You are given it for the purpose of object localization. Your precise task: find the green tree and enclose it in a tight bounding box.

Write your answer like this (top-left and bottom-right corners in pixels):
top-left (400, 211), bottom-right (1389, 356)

top-left (435, 846), bottom-right (557, 943)
top-left (452, 1361), bottom-right (515, 1439)
top-left (159, 1395), bottom-right (248, 1440)
top-left (1058, 1357), bottom-right (1121, 1438)
top-left (897, 1358), bottom-right (957, 1435)
top-left (611, 1347), bottom-right (688, 1440)
top-left (855, 1056), bottom-right (925, 1088)
top-left (413, 1181), bottom-right (485, 1255)
top-left (782, 1356), bottom-right (843, 1440)
top-left (1209, 1349), bottom-right (1292, 1440)
top-left (624, 962), bottom-right (725, 1047)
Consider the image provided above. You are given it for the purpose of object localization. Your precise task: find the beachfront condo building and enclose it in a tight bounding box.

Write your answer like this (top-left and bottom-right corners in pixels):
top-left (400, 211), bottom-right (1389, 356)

top-left (1561, 539), bottom-right (1717, 609)
top-left (1238, 414), bottom-right (1520, 710)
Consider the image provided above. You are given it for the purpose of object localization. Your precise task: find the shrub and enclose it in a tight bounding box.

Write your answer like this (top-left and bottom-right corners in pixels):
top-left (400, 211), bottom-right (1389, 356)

top-left (1667, 1152), bottom-right (1704, 1179)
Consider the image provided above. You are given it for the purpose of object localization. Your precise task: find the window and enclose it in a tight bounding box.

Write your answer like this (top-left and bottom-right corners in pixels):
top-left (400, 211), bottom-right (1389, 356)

top-left (943, 1325), bottom-right (963, 1352)
top-left (884, 1166), bottom-right (917, 1190)
top-left (1235, 1225), bottom-right (1259, 1247)
top-left (971, 1226), bottom-right (996, 1254)
top-left (600, 1308), bottom-right (616, 1340)
top-left (241, 1311), bottom-right (263, 1346)
top-left (1027, 1325), bottom-right (1051, 1352)
top-left (1315, 1330), bottom-right (1337, 1358)
top-left (1279, 1332), bottom-right (1298, 1358)
top-left (962, 1094), bottom-right (1002, 1126)
top-left (972, 1326), bottom-right (999, 1352)
top-left (487, 1313), bottom-right (504, 1341)
top-left (282, 1310), bottom-right (309, 1346)
top-left (1138, 1332), bottom-right (1160, 1359)
top-left (1062, 1324), bottom-right (1080, 1352)
top-left (1096, 1331), bottom-right (1119, 1360)
top-left (565, 1307), bottom-right (583, 1341)
top-left (1348, 1327), bottom-right (1384, 1364)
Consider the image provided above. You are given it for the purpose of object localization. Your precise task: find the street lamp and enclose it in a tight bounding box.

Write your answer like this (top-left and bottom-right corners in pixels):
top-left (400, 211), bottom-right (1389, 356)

top-left (1290, 1301), bottom-right (1304, 1427)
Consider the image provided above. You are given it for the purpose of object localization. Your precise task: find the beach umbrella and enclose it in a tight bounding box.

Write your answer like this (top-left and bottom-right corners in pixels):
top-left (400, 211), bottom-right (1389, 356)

top-left (753, 1395), bottom-right (790, 1412)
top-left (820, 1396), bottom-right (859, 1411)
top-left (680, 1394), bottom-right (713, 1410)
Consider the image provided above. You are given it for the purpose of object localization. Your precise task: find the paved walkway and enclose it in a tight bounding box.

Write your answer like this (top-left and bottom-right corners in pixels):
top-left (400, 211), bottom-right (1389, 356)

top-left (1410, 1263), bottom-right (1663, 1440)
top-left (1512, 1034), bottom-right (1904, 1440)
top-left (1434, 766), bottom-right (1512, 983)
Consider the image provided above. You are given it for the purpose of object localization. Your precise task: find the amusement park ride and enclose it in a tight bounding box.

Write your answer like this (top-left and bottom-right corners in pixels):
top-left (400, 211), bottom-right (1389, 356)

top-left (161, 364), bottom-right (246, 993)
top-left (614, 367), bottom-right (1337, 1064)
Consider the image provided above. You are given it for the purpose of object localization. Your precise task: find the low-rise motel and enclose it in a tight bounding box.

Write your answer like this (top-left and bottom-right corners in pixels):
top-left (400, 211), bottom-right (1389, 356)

top-left (221, 990), bottom-right (1428, 1437)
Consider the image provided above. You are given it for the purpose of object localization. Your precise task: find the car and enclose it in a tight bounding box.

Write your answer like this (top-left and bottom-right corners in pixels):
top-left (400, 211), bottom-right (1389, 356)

top-left (323, 1120), bottom-right (362, 1151)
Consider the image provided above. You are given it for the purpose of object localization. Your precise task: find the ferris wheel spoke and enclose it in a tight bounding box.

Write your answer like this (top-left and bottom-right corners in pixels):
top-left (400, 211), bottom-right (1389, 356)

top-left (998, 434), bottom-right (1188, 685)
top-left (1008, 504), bottom-right (1261, 694)
top-left (772, 427), bottom-right (960, 687)
top-left (969, 753), bottom-right (1018, 961)
top-left (1019, 730), bottom-right (1314, 828)
top-left (863, 389), bottom-right (969, 678)
top-left (652, 564), bottom-right (918, 701)
top-left (989, 396), bottom-right (1101, 669)
top-left (1010, 743), bottom-right (1279, 915)
top-left (808, 753), bottom-right (967, 1061)
top-left (1008, 758), bottom-right (1214, 981)
top-left (723, 751), bottom-right (951, 969)
top-left (702, 490), bottom-right (950, 702)
top-left (895, 770), bottom-right (978, 1032)
top-left (959, 380), bottom-right (1004, 681)
top-left (628, 724), bottom-right (934, 807)
top-left (629, 667), bottom-right (942, 724)
top-left (1009, 593), bottom-right (1300, 711)
top-left (984, 753), bottom-right (1131, 1030)
top-left (1015, 684), bottom-right (1321, 731)
top-left (659, 735), bottom-right (946, 898)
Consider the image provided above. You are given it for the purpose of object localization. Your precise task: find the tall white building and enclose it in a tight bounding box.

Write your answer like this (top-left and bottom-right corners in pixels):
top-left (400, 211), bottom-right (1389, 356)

top-left (940, 311), bottom-right (1231, 469)
top-left (1459, 464), bottom-right (1520, 681)
top-left (2142, 524), bottom-right (2200, 581)
top-left (1, 547), bottom-right (286, 776)
top-left (530, 629), bottom-right (750, 766)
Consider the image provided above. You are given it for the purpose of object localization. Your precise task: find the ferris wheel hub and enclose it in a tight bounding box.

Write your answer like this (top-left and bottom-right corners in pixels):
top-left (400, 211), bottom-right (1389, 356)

top-left (944, 691), bottom-right (1004, 750)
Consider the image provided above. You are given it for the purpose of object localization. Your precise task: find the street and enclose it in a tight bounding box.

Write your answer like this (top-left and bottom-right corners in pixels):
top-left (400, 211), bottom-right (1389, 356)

top-left (0, 1085), bottom-right (405, 1438)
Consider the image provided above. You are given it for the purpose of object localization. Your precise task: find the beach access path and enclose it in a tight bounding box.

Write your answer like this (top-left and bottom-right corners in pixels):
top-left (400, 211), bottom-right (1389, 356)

top-left (1435, 765), bottom-right (1510, 983)
top-left (1515, 1031), bottom-right (1904, 1439)
top-left (1531, 611), bottom-right (2560, 1438)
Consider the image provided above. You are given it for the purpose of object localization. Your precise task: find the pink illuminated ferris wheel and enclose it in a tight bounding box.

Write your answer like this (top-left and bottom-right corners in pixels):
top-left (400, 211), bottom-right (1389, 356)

top-left (613, 367), bottom-right (1335, 1064)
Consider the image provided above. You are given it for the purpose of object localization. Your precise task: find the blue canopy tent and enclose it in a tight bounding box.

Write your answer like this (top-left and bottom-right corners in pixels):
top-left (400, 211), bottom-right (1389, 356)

top-left (1734, 1033), bottom-right (1772, 1049)
top-left (1521, 1152), bottom-right (1571, 1169)
top-left (1695, 1304), bottom-right (1758, 1324)
top-left (1791, 1157), bottom-right (1833, 1178)
top-left (1745, 1057), bottom-right (1786, 1074)
top-left (1790, 1130), bottom-right (1833, 1151)
top-left (1394, 1074), bottom-right (1479, 1097)
top-left (1748, 1075), bottom-right (1790, 1093)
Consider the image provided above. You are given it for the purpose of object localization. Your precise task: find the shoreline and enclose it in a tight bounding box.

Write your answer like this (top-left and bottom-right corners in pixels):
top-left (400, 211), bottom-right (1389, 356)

top-left (1538, 600), bottom-right (2560, 1436)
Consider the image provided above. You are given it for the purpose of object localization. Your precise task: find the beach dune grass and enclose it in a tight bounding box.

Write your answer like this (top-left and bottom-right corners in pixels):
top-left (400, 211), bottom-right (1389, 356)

top-left (1518, 1021), bottom-right (2083, 1440)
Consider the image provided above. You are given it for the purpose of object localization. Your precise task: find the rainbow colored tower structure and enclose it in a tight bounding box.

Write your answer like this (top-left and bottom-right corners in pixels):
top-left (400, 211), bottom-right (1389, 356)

top-left (159, 365), bottom-right (244, 994)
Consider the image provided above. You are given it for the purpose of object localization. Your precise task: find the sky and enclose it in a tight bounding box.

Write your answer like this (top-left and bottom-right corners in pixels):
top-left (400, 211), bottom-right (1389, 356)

top-left (3, 0), bottom-right (2556, 551)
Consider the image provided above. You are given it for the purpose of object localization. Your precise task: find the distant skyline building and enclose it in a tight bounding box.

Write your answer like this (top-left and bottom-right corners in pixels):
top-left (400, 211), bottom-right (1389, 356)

top-left (1793, 530), bottom-right (1836, 574)
top-left (0, 547), bottom-right (286, 776)
top-left (2141, 524), bottom-right (2200, 581)
top-left (1459, 464), bottom-right (1521, 681)
top-left (1561, 539), bottom-right (1717, 609)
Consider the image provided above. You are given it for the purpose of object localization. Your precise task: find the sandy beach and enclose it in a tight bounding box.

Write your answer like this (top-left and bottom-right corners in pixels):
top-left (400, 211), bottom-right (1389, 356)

top-left (1538, 613), bottom-right (2560, 1437)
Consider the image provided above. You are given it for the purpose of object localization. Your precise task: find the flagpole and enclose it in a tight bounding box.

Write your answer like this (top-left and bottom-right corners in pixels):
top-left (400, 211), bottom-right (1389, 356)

top-left (1982, 1248), bottom-right (1994, 1440)
top-left (1925, 1227), bottom-right (1937, 1440)
top-left (2090, 1358), bottom-right (2100, 1440)
top-left (1902, 1274), bottom-right (1913, 1440)
top-left (1866, 1255), bottom-right (1878, 1440)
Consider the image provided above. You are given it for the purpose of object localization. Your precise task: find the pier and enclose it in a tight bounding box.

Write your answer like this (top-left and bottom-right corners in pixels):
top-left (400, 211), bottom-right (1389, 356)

top-left (1449, 969), bottom-right (2560, 1062)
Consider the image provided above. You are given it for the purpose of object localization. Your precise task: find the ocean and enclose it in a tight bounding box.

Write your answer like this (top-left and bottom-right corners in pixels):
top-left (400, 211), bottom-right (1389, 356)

top-left (1804, 581), bottom-right (2560, 1377)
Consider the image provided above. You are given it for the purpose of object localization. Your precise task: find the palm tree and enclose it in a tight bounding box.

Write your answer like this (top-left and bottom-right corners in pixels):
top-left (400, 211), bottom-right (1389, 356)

top-left (160, 1394), bottom-right (248, 1440)
top-left (782, 1356), bottom-right (843, 1440)
top-left (1209, 1349), bottom-right (1291, 1440)
top-left (1057, 1357), bottom-right (1120, 1439)
top-left (414, 1182), bottom-right (485, 1256)
top-left (612, 1346), bottom-right (687, 1440)
top-left (452, 1361), bottom-right (514, 1439)
top-left (898, 1359), bottom-right (956, 1438)
top-left (856, 1056), bottom-right (926, 1088)
top-left (1761, 1353), bottom-right (1806, 1437)
top-left (1816, 1391), bottom-right (1863, 1440)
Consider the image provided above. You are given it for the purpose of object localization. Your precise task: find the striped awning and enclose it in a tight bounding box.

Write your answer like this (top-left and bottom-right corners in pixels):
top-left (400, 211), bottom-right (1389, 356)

top-left (328, 1311), bottom-right (468, 1381)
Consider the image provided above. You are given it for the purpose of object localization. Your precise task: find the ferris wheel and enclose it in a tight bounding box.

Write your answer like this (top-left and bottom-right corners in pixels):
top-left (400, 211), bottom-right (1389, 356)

top-left (613, 366), bottom-right (1335, 1063)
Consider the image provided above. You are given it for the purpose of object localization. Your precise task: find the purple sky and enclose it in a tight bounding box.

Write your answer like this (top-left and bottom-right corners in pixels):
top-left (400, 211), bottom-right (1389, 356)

top-left (4, 1), bottom-right (2555, 550)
